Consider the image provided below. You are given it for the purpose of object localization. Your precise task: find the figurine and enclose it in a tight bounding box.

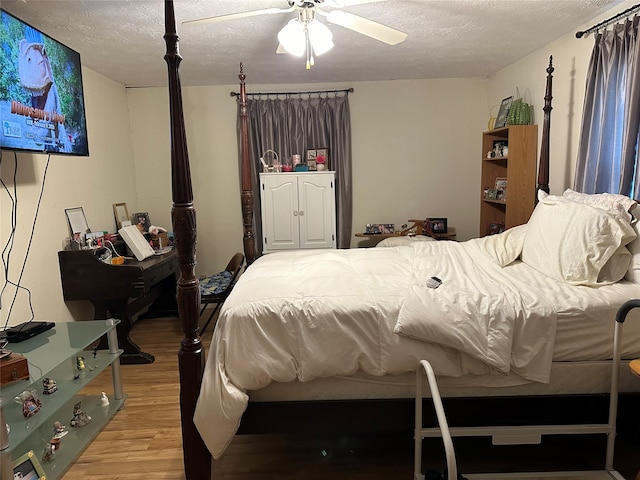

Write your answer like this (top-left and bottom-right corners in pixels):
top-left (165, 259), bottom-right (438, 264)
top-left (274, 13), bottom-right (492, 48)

top-left (53, 421), bottom-right (68, 439)
top-left (42, 442), bottom-right (56, 463)
top-left (76, 355), bottom-right (85, 370)
top-left (99, 391), bottom-right (110, 407)
top-left (42, 377), bottom-right (58, 395)
top-left (15, 390), bottom-right (42, 418)
top-left (70, 401), bottom-right (91, 427)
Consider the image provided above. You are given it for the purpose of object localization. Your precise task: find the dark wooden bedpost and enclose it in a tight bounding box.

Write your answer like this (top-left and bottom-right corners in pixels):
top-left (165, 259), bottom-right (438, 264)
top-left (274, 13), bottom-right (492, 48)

top-left (537, 55), bottom-right (553, 198)
top-left (163, 1), bottom-right (211, 479)
top-left (238, 64), bottom-right (258, 265)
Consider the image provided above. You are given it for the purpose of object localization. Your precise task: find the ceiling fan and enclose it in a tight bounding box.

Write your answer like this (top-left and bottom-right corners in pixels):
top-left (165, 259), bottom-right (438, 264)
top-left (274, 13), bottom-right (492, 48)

top-left (183, 1), bottom-right (407, 69)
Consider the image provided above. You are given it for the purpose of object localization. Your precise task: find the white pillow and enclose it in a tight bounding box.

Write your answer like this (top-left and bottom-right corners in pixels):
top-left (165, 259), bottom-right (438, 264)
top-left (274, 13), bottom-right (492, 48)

top-left (376, 235), bottom-right (435, 247)
top-left (521, 191), bottom-right (636, 286)
top-left (625, 203), bottom-right (640, 282)
top-left (468, 224), bottom-right (527, 266)
top-left (563, 188), bottom-right (637, 223)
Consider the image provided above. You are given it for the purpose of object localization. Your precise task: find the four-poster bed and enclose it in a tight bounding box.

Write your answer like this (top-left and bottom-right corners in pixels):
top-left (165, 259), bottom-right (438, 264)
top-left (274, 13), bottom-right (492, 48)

top-left (162, 2), bottom-right (640, 479)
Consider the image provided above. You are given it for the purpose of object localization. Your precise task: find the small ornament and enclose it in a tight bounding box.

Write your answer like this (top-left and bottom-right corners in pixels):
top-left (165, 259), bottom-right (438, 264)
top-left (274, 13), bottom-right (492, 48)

top-left (70, 401), bottom-right (92, 427)
top-left (100, 391), bottom-right (110, 407)
top-left (76, 355), bottom-right (86, 370)
top-left (53, 421), bottom-right (68, 439)
top-left (42, 377), bottom-right (58, 395)
top-left (15, 390), bottom-right (42, 418)
top-left (93, 343), bottom-right (99, 358)
top-left (42, 442), bottom-right (56, 463)
top-left (50, 436), bottom-right (61, 450)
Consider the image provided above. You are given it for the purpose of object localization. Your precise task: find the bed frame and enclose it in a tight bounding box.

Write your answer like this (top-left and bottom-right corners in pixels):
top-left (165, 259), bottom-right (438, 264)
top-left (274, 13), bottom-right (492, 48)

top-left (161, 1), bottom-right (557, 478)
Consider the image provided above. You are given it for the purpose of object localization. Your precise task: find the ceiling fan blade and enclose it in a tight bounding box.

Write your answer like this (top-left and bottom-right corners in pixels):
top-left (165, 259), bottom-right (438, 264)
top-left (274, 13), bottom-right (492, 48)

top-left (323, 10), bottom-right (407, 45)
top-left (323, 0), bottom-right (386, 7)
top-left (183, 6), bottom-right (294, 26)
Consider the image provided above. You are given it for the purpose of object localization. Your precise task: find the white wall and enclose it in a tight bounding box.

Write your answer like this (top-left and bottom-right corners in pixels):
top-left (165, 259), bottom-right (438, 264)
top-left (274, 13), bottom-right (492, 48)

top-left (0, 69), bottom-right (138, 326)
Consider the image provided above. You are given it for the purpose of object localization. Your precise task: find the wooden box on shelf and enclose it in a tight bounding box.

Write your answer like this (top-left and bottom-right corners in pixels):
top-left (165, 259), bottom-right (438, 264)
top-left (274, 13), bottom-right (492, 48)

top-left (0, 352), bottom-right (29, 385)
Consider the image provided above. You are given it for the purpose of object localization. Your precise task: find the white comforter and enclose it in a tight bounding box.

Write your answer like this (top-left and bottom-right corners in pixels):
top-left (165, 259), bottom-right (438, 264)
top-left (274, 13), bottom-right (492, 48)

top-left (194, 239), bottom-right (557, 458)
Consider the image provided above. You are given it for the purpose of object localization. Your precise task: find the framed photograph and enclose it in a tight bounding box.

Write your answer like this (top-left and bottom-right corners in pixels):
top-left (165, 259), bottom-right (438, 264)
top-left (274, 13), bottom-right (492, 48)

top-left (65, 206), bottom-right (89, 235)
top-left (306, 149), bottom-right (317, 171)
top-left (13, 449), bottom-right (47, 480)
top-left (315, 148), bottom-right (329, 169)
top-left (494, 96), bottom-right (513, 129)
top-left (495, 177), bottom-right (508, 200)
top-left (131, 211), bottom-right (151, 233)
top-left (365, 223), bottom-right (395, 235)
top-left (112, 203), bottom-right (130, 230)
top-left (486, 222), bottom-right (505, 236)
top-left (306, 149), bottom-right (317, 161)
top-left (426, 218), bottom-right (448, 233)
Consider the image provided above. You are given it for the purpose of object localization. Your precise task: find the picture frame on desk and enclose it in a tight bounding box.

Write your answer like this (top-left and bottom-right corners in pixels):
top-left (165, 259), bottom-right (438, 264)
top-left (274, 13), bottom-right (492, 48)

top-left (113, 202), bottom-right (130, 230)
top-left (13, 450), bottom-right (47, 480)
top-left (65, 206), bottom-right (89, 235)
top-left (426, 218), bottom-right (448, 233)
top-left (365, 223), bottom-right (395, 234)
top-left (131, 211), bottom-right (151, 233)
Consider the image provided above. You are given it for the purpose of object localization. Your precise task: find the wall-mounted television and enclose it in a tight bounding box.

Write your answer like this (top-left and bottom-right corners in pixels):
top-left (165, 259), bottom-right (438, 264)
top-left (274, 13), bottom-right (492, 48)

top-left (0, 9), bottom-right (89, 156)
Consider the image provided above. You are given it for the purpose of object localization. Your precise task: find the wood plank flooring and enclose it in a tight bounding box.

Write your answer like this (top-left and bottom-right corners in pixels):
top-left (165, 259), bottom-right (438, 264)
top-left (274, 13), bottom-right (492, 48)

top-left (61, 316), bottom-right (640, 480)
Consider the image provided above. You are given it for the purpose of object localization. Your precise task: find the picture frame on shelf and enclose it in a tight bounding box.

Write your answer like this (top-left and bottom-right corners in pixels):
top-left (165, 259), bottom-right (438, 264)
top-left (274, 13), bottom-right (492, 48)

top-left (486, 222), bottom-right (505, 236)
top-left (365, 223), bottom-right (395, 235)
top-left (426, 218), bottom-right (448, 233)
top-left (495, 177), bottom-right (508, 201)
top-left (130, 211), bottom-right (151, 233)
top-left (112, 202), bottom-right (130, 230)
top-left (13, 449), bottom-right (47, 480)
top-left (494, 96), bottom-right (513, 129)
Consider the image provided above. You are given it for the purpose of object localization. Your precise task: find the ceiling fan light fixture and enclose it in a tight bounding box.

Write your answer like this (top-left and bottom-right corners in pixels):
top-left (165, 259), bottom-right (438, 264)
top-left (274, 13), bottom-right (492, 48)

top-left (278, 19), bottom-right (306, 56)
top-left (277, 17), bottom-right (334, 63)
top-left (307, 19), bottom-right (334, 55)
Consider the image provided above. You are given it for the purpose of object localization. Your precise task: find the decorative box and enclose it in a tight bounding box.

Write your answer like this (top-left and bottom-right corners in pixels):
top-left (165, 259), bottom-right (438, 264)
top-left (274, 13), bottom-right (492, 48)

top-left (151, 232), bottom-right (169, 249)
top-left (0, 352), bottom-right (30, 385)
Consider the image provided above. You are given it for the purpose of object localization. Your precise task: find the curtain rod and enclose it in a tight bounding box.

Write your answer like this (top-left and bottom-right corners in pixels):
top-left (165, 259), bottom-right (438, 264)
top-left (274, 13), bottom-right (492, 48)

top-left (576, 2), bottom-right (640, 38)
top-left (230, 87), bottom-right (354, 97)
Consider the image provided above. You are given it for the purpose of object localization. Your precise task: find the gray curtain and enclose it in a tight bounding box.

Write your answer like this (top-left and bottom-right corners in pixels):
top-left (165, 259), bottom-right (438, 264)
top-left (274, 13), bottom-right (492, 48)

top-left (236, 92), bottom-right (352, 254)
top-left (574, 16), bottom-right (640, 198)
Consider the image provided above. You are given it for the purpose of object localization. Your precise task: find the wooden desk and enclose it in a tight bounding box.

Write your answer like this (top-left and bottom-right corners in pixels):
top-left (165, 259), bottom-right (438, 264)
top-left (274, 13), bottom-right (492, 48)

top-left (58, 249), bottom-right (178, 364)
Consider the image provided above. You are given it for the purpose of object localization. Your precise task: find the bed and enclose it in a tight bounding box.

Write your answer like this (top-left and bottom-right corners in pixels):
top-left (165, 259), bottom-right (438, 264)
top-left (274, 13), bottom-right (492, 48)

top-left (161, 2), bottom-right (640, 479)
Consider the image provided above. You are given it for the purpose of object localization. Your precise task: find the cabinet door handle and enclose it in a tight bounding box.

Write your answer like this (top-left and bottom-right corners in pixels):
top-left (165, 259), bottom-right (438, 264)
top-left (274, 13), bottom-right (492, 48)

top-left (294, 211), bottom-right (298, 216)
top-left (299, 211), bottom-right (304, 216)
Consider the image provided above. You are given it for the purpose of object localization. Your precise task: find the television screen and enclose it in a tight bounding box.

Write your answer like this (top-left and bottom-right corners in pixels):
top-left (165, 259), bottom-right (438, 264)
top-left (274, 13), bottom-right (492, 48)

top-left (0, 9), bottom-right (89, 156)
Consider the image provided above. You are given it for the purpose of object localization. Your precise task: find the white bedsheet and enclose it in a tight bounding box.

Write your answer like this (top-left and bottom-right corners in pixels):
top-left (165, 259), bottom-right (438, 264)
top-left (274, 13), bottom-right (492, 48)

top-left (194, 240), bottom-right (569, 458)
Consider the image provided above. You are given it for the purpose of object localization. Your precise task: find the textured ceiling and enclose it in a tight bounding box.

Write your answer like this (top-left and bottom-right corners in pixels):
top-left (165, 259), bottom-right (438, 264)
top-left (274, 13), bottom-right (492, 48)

top-left (0, 0), bottom-right (624, 88)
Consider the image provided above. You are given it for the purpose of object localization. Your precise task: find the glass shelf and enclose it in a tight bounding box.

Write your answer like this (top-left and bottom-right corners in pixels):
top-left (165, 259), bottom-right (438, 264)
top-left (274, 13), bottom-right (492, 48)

top-left (1, 319), bottom-right (124, 479)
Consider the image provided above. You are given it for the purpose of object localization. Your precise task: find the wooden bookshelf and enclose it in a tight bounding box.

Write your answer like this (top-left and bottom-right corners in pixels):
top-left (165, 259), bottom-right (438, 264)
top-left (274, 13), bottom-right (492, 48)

top-left (479, 125), bottom-right (538, 236)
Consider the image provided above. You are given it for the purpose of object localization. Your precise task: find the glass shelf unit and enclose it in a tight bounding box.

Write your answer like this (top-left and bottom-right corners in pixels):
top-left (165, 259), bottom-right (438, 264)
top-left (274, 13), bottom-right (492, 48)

top-left (1, 319), bottom-right (124, 479)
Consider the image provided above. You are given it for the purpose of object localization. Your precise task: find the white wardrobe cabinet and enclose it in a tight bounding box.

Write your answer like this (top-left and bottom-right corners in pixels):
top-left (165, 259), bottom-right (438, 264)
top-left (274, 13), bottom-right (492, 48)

top-left (260, 172), bottom-right (336, 253)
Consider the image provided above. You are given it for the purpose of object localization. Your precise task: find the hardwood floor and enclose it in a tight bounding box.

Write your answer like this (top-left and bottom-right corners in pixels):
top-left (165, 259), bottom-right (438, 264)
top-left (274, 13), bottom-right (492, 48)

top-left (62, 316), bottom-right (640, 480)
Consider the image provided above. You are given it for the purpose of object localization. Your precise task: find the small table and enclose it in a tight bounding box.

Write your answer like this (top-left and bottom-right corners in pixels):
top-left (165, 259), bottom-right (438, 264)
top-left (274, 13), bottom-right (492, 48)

top-left (356, 219), bottom-right (456, 243)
